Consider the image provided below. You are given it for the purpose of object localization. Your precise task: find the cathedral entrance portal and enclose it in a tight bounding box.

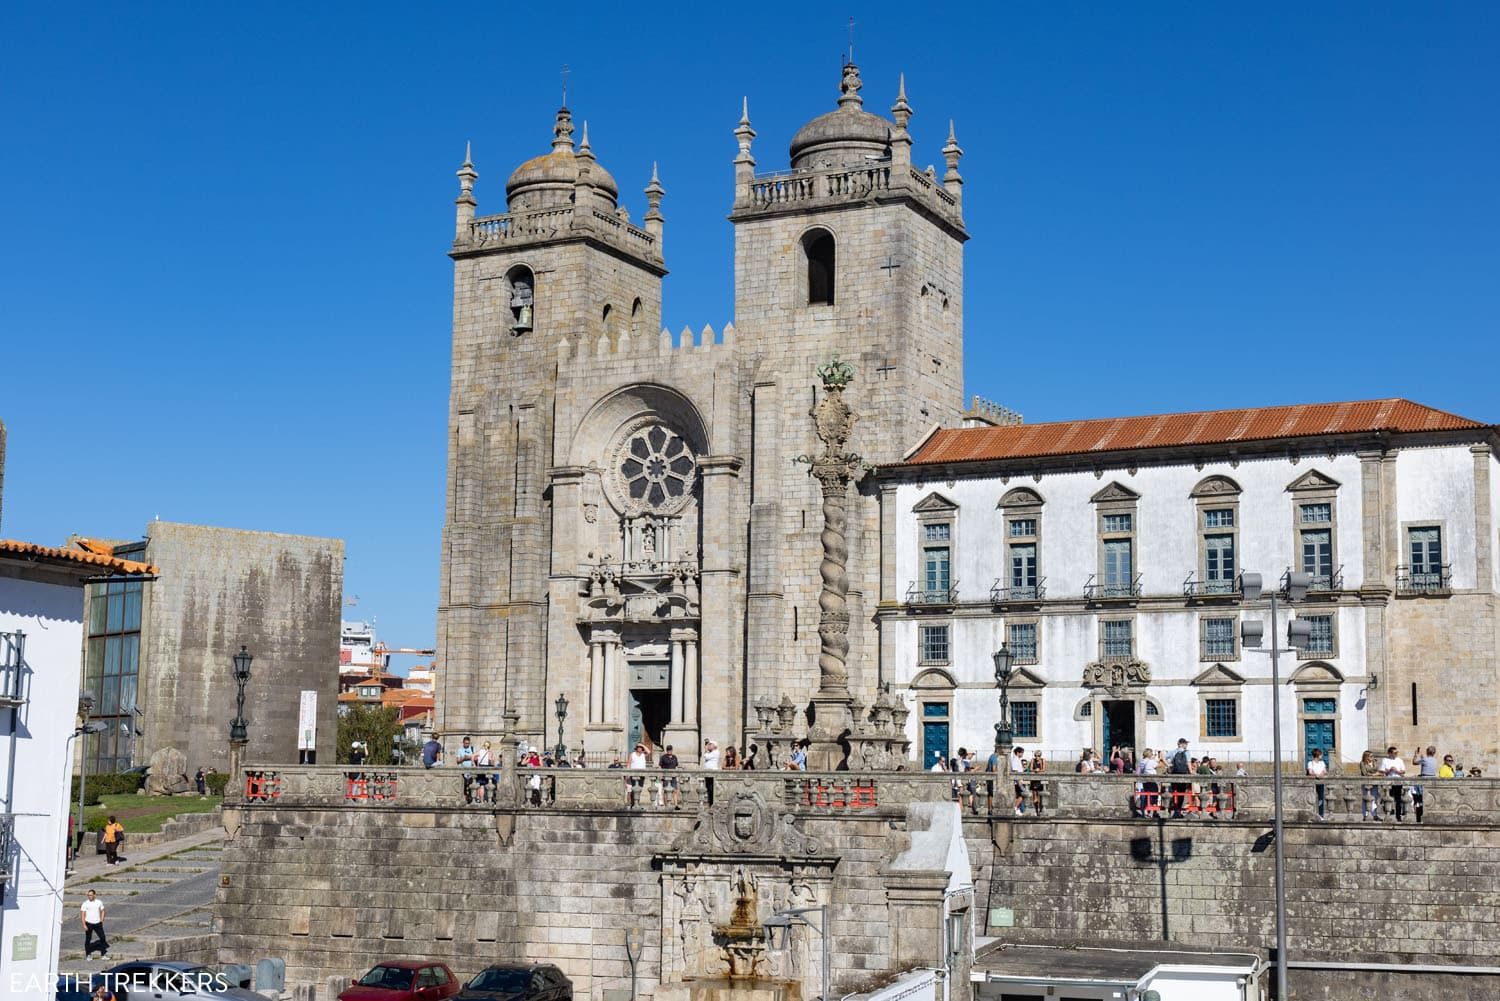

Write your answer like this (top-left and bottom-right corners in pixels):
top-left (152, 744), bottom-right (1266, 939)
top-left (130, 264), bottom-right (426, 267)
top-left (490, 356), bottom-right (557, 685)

top-left (629, 686), bottom-right (671, 752)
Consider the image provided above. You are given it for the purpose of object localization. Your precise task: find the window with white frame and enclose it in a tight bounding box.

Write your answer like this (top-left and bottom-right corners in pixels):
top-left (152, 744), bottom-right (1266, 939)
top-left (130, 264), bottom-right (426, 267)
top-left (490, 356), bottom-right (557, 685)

top-left (1407, 525), bottom-right (1444, 588)
top-left (1092, 483), bottom-right (1139, 598)
top-left (998, 487), bottom-right (1045, 602)
top-left (922, 522), bottom-right (952, 601)
top-left (919, 624), bottom-right (950, 663)
top-left (1299, 503), bottom-right (1335, 588)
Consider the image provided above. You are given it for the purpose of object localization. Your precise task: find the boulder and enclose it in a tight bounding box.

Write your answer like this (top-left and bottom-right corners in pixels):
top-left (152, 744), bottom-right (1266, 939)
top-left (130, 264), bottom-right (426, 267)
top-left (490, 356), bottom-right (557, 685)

top-left (147, 746), bottom-right (192, 796)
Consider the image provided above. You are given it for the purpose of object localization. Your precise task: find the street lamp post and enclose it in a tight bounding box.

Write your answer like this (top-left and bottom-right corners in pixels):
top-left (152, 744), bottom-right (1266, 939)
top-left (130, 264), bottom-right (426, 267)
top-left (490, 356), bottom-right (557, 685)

top-left (992, 643), bottom-right (1016, 755)
top-left (554, 693), bottom-right (569, 763)
top-left (228, 645), bottom-right (253, 779)
top-left (764, 905), bottom-right (829, 1001)
top-left (1240, 570), bottom-right (1312, 1001)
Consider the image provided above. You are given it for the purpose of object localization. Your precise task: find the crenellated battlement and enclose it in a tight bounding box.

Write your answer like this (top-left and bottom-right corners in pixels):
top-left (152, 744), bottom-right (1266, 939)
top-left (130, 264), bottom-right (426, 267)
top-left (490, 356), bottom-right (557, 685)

top-left (556, 321), bottom-right (738, 364)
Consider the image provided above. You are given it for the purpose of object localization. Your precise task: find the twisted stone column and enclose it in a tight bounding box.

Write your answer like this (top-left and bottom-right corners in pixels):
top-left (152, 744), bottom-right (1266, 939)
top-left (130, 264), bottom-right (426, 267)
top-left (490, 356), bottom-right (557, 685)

top-left (803, 356), bottom-right (862, 698)
top-left (812, 461), bottom-right (853, 694)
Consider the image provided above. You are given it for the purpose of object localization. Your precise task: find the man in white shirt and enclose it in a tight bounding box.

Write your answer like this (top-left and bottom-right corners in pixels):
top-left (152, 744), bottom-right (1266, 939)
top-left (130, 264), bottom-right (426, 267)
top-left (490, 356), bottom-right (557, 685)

top-left (1010, 746), bottom-right (1027, 815)
top-left (80, 888), bottom-right (108, 959)
top-left (1305, 748), bottom-right (1329, 820)
top-left (701, 740), bottom-right (720, 806)
top-left (1379, 745), bottom-right (1407, 821)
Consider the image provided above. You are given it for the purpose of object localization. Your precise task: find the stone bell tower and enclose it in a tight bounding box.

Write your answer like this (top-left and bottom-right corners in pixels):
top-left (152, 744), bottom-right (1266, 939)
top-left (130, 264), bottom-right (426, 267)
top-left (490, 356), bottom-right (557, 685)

top-left (731, 64), bottom-right (969, 712)
top-left (438, 108), bottom-right (668, 744)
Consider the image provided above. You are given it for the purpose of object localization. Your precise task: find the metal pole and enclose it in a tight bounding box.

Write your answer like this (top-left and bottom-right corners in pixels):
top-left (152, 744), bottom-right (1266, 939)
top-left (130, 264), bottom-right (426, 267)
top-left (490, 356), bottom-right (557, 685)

top-left (1269, 591), bottom-right (1288, 1000)
top-left (819, 904), bottom-right (829, 1001)
top-left (75, 728), bottom-right (91, 866)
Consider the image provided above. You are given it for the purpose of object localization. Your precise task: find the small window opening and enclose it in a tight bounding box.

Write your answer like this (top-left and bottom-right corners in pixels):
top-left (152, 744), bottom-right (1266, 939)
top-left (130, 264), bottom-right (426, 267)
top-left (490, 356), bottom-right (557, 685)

top-left (803, 229), bottom-right (835, 306)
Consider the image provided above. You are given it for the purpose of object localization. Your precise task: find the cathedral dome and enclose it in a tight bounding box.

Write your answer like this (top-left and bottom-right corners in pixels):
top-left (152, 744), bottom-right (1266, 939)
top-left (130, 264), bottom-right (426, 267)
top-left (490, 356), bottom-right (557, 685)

top-left (788, 64), bottom-right (893, 171)
top-left (505, 107), bottom-right (619, 212)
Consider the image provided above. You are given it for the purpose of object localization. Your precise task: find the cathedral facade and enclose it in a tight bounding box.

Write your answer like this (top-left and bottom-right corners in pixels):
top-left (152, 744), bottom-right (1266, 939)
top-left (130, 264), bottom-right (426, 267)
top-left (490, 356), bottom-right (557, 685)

top-left (437, 65), bottom-right (967, 759)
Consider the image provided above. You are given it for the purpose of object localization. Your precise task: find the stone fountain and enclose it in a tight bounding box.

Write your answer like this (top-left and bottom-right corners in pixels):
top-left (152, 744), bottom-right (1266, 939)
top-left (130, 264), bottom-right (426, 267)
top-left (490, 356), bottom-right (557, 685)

top-left (712, 869), bottom-right (768, 979)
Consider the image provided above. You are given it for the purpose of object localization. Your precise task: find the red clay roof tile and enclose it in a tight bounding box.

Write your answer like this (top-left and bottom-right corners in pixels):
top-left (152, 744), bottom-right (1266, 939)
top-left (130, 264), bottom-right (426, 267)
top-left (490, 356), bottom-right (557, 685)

top-left (896, 399), bottom-right (1489, 468)
top-left (0, 539), bottom-right (157, 576)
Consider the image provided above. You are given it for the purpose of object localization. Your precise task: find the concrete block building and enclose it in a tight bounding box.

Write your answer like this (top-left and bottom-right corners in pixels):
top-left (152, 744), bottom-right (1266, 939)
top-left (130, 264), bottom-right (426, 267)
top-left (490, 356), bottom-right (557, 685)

top-left (80, 521), bottom-right (343, 773)
top-left (877, 402), bottom-right (1500, 767)
top-left (438, 64), bottom-right (968, 759)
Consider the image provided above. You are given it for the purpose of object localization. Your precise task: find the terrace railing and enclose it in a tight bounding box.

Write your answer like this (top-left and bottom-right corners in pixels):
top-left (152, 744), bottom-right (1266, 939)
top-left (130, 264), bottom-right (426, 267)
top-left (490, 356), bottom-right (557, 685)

top-left (226, 766), bottom-right (1500, 827)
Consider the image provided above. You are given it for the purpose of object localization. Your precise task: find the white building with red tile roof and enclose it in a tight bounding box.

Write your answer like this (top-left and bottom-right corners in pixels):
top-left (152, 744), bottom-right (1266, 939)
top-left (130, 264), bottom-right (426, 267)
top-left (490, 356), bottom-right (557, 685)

top-left (0, 539), bottom-right (154, 991)
top-left (877, 399), bottom-right (1500, 769)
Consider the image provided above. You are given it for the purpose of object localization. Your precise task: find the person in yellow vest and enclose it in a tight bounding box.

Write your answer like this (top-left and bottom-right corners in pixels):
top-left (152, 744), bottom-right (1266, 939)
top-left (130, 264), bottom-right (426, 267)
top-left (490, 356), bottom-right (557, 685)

top-left (101, 815), bottom-right (125, 865)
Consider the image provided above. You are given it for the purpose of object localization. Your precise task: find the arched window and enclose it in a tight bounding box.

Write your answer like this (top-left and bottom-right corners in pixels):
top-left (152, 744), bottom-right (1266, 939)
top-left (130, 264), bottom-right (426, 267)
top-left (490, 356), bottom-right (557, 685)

top-left (506, 265), bottom-right (534, 334)
top-left (803, 229), bottom-right (835, 306)
top-left (630, 297), bottom-right (643, 335)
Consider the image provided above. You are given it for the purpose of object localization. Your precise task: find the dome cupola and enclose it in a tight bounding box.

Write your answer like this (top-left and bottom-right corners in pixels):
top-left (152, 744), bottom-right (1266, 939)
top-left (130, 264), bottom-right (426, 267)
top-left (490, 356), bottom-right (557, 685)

top-left (505, 107), bottom-right (620, 212)
top-left (788, 64), bottom-right (894, 171)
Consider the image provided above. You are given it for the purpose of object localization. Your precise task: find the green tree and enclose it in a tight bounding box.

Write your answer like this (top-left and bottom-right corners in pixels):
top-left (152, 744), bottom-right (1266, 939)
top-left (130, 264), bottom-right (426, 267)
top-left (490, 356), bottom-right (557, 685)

top-left (335, 705), bottom-right (412, 765)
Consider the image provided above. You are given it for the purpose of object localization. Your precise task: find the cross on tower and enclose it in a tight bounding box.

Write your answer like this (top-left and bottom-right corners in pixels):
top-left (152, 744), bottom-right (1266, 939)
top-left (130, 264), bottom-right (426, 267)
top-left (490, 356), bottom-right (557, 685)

top-left (561, 64), bottom-right (570, 106)
top-left (848, 17), bottom-right (855, 65)
top-left (880, 256), bottom-right (902, 276)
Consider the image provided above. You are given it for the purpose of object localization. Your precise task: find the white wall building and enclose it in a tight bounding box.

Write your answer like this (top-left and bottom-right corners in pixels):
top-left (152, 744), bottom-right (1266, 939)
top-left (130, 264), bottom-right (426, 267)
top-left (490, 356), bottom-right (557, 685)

top-left (0, 540), bottom-right (154, 999)
top-left (876, 398), bottom-right (1499, 768)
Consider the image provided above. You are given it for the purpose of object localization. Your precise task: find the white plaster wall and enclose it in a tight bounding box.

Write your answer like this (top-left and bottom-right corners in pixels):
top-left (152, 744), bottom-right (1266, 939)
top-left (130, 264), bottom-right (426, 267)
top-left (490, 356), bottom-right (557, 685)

top-left (0, 576), bottom-right (87, 999)
top-left (1396, 446), bottom-right (1477, 589)
top-left (890, 451), bottom-right (1375, 764)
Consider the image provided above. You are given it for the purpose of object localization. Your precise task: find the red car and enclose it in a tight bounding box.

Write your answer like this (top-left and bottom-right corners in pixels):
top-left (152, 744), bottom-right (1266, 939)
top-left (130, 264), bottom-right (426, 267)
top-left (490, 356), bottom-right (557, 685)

top-left (338, 962), bottom-right (462, 1001)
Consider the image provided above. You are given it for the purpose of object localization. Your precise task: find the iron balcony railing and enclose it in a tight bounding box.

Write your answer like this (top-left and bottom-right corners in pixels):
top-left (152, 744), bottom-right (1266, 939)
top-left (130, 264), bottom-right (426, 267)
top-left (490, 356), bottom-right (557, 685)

top-left (905, 581), bottom-right (959, 606)
top-left (990, 578), bottom-right (1047, 603)
top-left (1183, 572), bottom-right (1242, 598)
top-left (1290, 564), bottom-right (1345, 593)
top-left (1084, 573), bottom-right (1142, 601)
top-left (1396, 564), bottom-right (1453, 595)
top-left (0, 631), bottom-right (24, 708)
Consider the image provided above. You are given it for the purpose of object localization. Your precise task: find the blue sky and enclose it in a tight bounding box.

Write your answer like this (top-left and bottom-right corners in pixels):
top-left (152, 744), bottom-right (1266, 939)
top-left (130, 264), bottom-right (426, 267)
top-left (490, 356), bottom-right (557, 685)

top-left (2, 4), bottom-right (1496, 654)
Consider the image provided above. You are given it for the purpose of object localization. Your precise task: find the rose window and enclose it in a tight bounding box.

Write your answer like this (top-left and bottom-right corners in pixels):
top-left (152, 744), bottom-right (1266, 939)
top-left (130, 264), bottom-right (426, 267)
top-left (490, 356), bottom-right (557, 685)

top-left (619, 424), bottom-right (696, 509)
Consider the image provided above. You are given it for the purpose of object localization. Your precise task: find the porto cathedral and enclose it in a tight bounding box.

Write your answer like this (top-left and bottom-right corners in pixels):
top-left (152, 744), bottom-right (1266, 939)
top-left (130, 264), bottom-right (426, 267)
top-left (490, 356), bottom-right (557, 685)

top-left (435, 63), bottom-right (1500, 768)
top-left (436, 62), bottom-right (966, 761)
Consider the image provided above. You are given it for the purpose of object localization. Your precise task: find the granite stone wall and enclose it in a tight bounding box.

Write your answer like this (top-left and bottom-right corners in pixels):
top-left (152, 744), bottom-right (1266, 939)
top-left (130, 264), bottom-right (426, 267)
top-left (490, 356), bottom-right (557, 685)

top-left (136, 522), bottom-right (342, 769)
top-left (216, 771), bottom-right (1500, 1001)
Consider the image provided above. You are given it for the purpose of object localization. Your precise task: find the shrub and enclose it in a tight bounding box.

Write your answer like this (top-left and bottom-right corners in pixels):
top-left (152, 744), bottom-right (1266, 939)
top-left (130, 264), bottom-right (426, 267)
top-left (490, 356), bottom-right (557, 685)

top-left (205, 771), bottom-right (230, 796)
top-left (70, 771), bottom-right (144, 804)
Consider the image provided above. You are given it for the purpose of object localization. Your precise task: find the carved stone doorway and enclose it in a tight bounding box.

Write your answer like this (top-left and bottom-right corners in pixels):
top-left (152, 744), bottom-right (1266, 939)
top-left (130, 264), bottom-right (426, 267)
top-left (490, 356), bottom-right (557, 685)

top-left (1101, 700), bottom-right (1137, 756)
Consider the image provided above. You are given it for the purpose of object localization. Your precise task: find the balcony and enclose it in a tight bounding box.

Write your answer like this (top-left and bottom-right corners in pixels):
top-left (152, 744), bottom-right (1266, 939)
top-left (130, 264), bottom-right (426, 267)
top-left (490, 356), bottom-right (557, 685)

top-left (905, 581), bottom-right (959, 608)
top-left (1291, 565), bottom-right (1345, 593)
top-left (991, 578), bottom-right (1047, 604)
top-left (1396, 564), bottom-right (1452, 596)
top-left (1084, 574), bottom-right (1142, 602)
top-left (0, 631), bottom-right (24, 709)
top-left (1184, 573), bottom-right (1242, 600)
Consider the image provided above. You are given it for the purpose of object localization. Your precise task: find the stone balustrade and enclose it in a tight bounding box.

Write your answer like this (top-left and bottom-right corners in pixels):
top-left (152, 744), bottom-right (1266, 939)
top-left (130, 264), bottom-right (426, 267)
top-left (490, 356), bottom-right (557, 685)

top-left (742, 162), bottom-right (960, 223)
top-left (460, 205), bottom-right (659, 263)
top-left (229, 765), bottom-right (1500, 826)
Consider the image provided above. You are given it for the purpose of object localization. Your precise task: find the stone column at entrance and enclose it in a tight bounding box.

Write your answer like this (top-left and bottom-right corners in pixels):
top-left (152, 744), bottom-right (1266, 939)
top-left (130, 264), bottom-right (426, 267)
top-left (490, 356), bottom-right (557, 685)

top-left (585, 627), bottom-right (624, 757)
top-left (589, 640), bottom-right (605, 724)
top-left (663, 627), bottom-right (700, 760)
